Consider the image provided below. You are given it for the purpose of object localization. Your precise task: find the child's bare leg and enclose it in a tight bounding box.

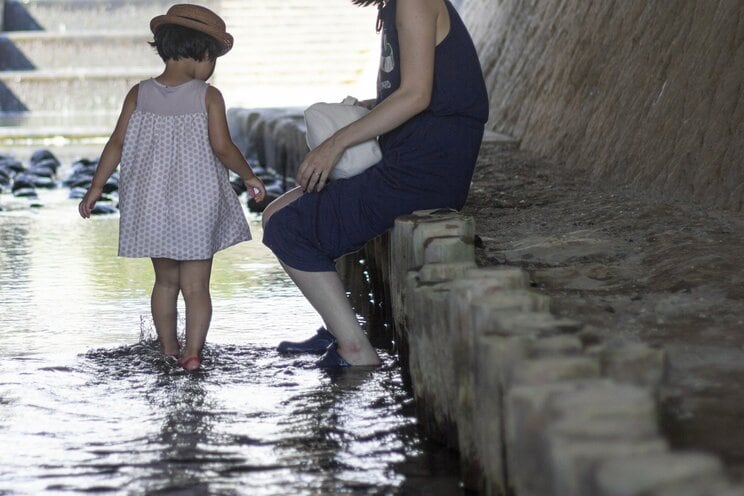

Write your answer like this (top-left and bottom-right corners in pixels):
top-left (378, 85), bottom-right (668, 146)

top-left (282, 264), bottom-right (380, 366)
top-left (179, 258), bottom-right (213, 361)
top-left (151, 257), bottom-right (181, 356)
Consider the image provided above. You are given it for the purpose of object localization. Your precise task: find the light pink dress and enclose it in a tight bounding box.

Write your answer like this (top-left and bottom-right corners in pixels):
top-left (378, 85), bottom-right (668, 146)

top-left (117, 78), bottom-right (251, 260)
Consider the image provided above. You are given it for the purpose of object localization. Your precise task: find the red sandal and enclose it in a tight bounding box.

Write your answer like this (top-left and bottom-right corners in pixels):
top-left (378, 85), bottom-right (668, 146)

top-left (180, 356), bottom-right (201, 371)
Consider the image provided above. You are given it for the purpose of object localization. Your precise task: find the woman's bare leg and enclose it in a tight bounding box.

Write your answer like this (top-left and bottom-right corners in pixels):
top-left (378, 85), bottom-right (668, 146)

top-left (179, 258), bottom-right (213, 362)
top-left (282, 264), bottom-right (380, 366)
top-left (151, 258), bottom-right (181, 356)
top-left (264, 186), bottom-right (379, 366)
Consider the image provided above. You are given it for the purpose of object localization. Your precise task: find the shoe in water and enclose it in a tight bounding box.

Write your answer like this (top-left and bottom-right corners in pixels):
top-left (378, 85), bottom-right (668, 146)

top-left (316, 343), bottom-right (351, 369)
top-left (277, 327), bottom-right (336, 354)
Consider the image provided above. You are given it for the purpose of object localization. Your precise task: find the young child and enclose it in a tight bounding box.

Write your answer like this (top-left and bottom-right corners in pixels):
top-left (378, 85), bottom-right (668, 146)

top-left (79, 4), bottom-right (266, 371)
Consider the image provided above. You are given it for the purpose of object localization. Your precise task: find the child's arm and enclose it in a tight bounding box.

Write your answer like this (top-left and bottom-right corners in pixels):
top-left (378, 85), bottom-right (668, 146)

top-left (78, 84), bottom-right (138, 219)
top-left (206, 86), bottom-right (266, 202)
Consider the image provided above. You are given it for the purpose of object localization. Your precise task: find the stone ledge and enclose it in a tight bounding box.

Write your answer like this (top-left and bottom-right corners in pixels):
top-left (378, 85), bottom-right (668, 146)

top-left (336, 208), bottom-right (743, 496)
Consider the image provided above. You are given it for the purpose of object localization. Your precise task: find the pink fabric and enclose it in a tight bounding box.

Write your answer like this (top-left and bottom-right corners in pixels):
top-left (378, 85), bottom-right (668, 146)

top-left (117, 78), bottom-right (251, 260)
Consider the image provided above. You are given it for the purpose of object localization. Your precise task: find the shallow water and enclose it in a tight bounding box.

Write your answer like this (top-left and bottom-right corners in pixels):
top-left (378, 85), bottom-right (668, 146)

top-left (0, 189), bottom-right (463, 495)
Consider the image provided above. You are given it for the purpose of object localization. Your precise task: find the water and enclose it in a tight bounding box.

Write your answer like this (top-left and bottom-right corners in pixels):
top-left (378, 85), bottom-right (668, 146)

top-left (0, 188), bottom-right (463, 495)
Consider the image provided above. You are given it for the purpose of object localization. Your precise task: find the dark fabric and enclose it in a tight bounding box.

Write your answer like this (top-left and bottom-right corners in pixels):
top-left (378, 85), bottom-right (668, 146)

top-left (262, 0), bottom-right (488, 272)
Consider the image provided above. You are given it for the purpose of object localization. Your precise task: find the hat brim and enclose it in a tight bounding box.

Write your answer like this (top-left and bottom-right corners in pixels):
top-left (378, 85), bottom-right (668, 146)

top-left (150, 15), bottom-right (233, 56)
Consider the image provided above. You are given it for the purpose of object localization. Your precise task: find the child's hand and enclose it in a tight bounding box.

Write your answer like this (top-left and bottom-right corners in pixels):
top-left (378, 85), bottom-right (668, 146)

top-left (244, 175), bottom-right (266, 203)
top-left (78, 186), bottom-right (102, 219)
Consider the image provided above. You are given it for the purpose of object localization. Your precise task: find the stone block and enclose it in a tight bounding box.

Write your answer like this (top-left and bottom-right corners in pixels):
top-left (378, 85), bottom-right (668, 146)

top-left (652, 479), bottom-right (744, 496)
top-left (547, 434), bottom-right (668, 496)
top-left (508, 355), bottom-right (601, 389)
top-left (438, 268), bottom-right (530, 489)
top-left (405, 277), bottom-right (462, 448)
top-left (470, 292), bottom-right (552, 334)
top-left (471, 333), bottom-right (535, 496)
top-left (505, 380), bottom-right (611, 496)
top-left (477, 308), bottom-right (580, 339)
top-left (507, 380), bottom-right (659, 496)
top-left (416, 261), bottom-right (477, 284)
top-left (461, 310), bottom-right (581, 492)
top-left (389, 210), bottom-right (474, 340)
top-left (531, 334), bottom-right (584, 356)
top-left (549, 383), bottom-right (659, 440)
top-left (422, 235), bottom-right (475, 265)
top-left (594, 452), bottom-right (722, 496)
top-left (599, 342), bottom-right (668, 389)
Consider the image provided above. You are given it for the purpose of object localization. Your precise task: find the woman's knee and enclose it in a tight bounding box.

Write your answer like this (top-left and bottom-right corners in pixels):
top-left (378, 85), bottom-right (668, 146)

top-left (262, 186), bottom-right (303, 229)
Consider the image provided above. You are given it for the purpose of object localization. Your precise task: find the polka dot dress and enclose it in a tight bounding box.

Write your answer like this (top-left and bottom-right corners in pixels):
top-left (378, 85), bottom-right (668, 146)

top-left (117, 78), bottom-right (251, 260)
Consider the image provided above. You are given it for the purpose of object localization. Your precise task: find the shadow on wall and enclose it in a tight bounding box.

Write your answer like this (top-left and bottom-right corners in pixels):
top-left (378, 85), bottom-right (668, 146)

top-left (1, 0), bottom-right (40, 111)
top-left (0, 81), bottom-right (28, 112)
top-left (0, 38), bottom-right (34, 70)
top-left (2, 0), bottom-right (43, 31)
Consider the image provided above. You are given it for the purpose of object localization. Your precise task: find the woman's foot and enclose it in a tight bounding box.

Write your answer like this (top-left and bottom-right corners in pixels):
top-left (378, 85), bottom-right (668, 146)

top-left (180, 356), bottom-right (201, 371)
top-left (318, 342), bottom-right (380, 368)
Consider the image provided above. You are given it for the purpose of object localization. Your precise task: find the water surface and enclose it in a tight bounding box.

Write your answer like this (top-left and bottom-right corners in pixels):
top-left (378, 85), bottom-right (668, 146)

top-left (0, 189), bottom-right (462, 495)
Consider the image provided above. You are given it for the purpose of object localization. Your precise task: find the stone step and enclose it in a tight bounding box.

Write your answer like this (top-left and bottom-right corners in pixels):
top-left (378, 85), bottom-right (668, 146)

top-left (2, 0), bottom-right (217, 32)
top-left (4, 0), bottom-right (377, 35)
top-left (0, 31), bottom-right (161, 70)
top-left (0, 64), bottom-right (373, 113)
top-left (0, 111), bottom-right (113, 146)
top-left (0, 31), bottom-right (372, 71)
top-left (0, 68), bottom-right (151, 112)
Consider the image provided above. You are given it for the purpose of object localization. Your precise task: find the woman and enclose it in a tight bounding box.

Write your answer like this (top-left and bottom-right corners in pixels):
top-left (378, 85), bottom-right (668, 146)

top-left (262, 0), bottom-right (489, 367)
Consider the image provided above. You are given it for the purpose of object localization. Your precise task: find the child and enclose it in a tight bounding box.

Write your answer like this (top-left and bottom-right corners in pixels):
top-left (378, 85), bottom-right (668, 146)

top-left (79, 4), bottom-right (266, 371)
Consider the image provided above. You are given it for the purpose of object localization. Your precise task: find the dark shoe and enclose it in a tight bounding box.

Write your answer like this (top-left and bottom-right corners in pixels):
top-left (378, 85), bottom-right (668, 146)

top-left (317, 344), bottom-right (351, 369)
top-left (277, 327), bottom-right (336, 354)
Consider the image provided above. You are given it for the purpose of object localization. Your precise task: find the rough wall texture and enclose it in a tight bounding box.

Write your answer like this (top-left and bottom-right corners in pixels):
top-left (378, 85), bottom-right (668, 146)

top-left (461, 0), bottom-right (744, 211)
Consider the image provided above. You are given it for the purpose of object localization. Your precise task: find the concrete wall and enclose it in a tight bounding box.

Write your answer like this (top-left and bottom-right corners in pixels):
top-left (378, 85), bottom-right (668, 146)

top-left (461, 1), bottom-right (744, 211)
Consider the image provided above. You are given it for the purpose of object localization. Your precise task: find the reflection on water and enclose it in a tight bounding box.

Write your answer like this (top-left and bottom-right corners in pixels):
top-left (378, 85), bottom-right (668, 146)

top-left (0, 190), bottom-right (462, 495)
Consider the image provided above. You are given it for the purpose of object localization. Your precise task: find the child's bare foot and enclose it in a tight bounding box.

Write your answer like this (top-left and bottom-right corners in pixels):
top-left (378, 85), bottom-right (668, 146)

top-left (159, 338), bottom-right (180, 358)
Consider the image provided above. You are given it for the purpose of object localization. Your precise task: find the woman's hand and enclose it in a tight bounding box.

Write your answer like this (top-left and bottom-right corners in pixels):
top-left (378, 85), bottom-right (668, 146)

top-left (78, 185), bottom-right (103, 219)
top-left (297, 135), bottom-right (345, 192)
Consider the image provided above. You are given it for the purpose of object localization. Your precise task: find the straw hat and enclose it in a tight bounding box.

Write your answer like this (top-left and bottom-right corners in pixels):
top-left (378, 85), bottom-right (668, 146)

top-left (150, 4), bottom-right (233, 56)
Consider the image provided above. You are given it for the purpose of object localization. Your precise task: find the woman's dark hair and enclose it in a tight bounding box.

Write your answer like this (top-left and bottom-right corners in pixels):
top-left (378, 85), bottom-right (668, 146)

top-left (351, 0), bottom-right (384, 6)
top-left (149, 24), bottom-right (222, 62)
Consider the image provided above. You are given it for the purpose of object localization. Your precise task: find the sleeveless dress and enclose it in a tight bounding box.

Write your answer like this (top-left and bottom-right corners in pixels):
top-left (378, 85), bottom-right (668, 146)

top-left (263, 0), bottom-right (488, 271)
top-left (117, 78), bottom-right (251, 260)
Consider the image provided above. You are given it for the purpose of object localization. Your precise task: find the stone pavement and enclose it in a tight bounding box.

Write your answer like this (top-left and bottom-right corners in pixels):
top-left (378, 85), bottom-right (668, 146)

top-left (463, 139), bottom-right (744, 482)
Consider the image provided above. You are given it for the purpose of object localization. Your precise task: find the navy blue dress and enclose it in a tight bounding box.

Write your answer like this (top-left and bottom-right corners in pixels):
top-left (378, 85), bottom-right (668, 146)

top-left (263, 0), bottom-right (489, 272)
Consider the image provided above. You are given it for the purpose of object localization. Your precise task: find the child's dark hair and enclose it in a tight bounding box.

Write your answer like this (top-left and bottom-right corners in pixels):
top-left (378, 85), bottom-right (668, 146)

top-left (149, 24), bottom-right (223, 62)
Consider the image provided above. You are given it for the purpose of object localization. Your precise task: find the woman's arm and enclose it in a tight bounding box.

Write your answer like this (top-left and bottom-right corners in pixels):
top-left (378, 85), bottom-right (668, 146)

top-left (298, 0), bottom-right (441, 192)
top-left (206, 86), bottom-right (266, 201)
top-left (78, 84), bottom-right (138, 218)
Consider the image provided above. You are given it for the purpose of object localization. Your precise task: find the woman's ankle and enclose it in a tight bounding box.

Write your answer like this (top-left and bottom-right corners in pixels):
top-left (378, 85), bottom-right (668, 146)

top-left (337, 344), bottom-right (380, 366)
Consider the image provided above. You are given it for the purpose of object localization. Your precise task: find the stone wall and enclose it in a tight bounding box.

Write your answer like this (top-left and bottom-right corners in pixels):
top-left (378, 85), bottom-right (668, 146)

top-left (461, 0), bottom-right (744, 211)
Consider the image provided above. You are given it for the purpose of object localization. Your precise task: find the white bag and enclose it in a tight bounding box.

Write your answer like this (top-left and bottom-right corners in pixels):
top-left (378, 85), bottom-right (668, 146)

top-left (304, 97), bottom-right (383, 180)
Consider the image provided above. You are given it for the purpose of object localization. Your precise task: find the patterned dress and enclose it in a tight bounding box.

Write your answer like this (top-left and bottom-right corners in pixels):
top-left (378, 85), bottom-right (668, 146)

top-left (263, 0), bottom-right (488, 271)
top-left (117, 78), bottom-right (251, 260)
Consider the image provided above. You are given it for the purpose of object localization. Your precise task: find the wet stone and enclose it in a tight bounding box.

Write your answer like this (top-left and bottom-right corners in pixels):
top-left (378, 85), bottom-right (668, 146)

top-left (594, 452), bottom-right (723, 496)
